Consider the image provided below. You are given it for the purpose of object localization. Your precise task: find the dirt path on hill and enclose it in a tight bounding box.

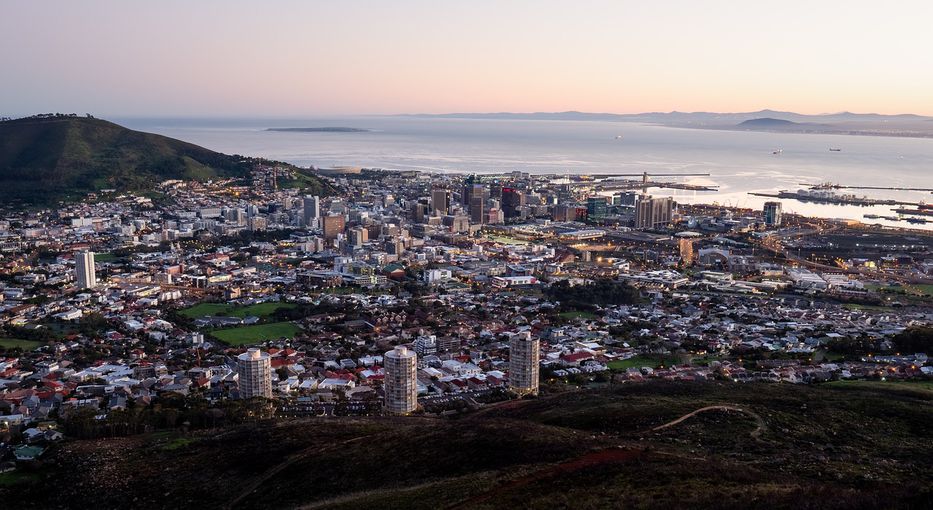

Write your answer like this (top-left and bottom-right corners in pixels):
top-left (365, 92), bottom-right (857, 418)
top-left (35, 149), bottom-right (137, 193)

top-left (647, 405), bottom-right (767, 439)
top-left (445, 447), bottom-right (645, 510)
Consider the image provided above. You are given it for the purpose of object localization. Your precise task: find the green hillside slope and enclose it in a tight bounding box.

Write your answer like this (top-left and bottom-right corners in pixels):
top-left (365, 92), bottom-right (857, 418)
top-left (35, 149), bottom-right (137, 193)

top-left (0, 114), bottom-right (330, 204)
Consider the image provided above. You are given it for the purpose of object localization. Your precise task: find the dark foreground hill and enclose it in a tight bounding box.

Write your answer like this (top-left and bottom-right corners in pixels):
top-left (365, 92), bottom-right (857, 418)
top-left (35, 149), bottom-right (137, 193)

top-left (0, 115), bottom-right (331, 204)
top-left (2, 381), bottom-right (931, 509)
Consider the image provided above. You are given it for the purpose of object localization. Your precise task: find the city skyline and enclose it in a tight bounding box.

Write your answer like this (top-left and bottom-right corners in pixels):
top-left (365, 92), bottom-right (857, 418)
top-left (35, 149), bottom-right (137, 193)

top-left (1, 3), bottom-right (932, 507)
top-left (3, 1), bottom-right (933, 117)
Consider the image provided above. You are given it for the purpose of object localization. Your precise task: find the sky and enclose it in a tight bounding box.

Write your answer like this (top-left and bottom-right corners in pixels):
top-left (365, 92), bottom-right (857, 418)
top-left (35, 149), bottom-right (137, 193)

top-left (3, 0), bottom-right (933, 117)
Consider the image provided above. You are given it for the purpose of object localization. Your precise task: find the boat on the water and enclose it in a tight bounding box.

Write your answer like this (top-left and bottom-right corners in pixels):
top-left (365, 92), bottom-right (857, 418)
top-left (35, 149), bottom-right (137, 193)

top-left (829, 148), bottom-right (842, 152)
top-left (893, 207), bottom-right (933, 217)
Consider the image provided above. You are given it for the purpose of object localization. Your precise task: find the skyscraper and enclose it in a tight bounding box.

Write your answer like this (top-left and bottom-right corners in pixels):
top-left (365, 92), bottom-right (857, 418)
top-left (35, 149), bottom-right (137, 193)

top-left (763, 201), bottom-right (783, 226)
top-left (635, 195), bottom-right (674, 229)
top-left (303, 195), bottom-right (320, 228)
top-left (501, 187), bottom-right (525, 219)
top-left (470, 194), bottom-right (485, 224)
top-left (237, 348), bottom-right (272, 399)
top-left (509, 331), bottom-right (540, 396)
top-left (461, 175), bottom-right (478, 209)
top-left (431, 188), bottom-right (450, 216)
top-left (384, 345), bottom-right (418, 414)
top-left (411, 200), bottom-right (430, 223)
top-left (75, 250), bottom-right (97, 289)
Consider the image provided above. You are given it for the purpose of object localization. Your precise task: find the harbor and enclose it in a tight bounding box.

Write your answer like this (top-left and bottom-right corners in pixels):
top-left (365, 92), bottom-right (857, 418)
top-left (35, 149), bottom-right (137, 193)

top-left (749, 189), bottom-right (920, 207)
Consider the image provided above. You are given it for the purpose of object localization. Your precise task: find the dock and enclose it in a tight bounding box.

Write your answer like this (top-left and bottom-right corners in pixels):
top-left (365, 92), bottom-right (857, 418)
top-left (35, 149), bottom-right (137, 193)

top-left (799, 183), bottom-right (933, 192)
top-left (750, 191), bottom-right (919, 207)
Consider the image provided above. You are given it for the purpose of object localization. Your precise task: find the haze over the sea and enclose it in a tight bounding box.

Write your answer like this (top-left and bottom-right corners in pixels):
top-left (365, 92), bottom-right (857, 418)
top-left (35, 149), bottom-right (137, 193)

top-left (122, 115), bottom-right (933, 230)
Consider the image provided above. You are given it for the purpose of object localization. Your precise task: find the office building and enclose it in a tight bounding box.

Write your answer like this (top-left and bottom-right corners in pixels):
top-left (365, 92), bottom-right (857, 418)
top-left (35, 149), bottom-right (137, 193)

top-left (349, 226), bottom-right (368, 247)
top-left (322, 214), bottom-right (346, 241)
top-left (462, 180), bottom-right (473, 206)
top-left (509, 331), bottom-right (540, 396)
top-left (763, 201), bottom-right (783, 226)
top-left (443, 214), bottom-right (470, 233)
top-left (384, 345), bottom-right (418, 414)
top-left (470, 194), bottom-right (485, 224)
top-left (75, 250), bottom-right (97, 289)
top-left (431, 188), bottom-right (450, 216)
top-left (635, 195), bottom-right (674, 229)
top-left (303, 195), bottom-right (320, 228)
top-left (586, 196), bottom-right (608, 219)
top-left (501, 187), bottom-right (525, 219)
top-left (679, 238), bottom-right (695, 265)
top-left (237, 348), bottom-right (272, 399)
top-left (613, 191), bottom-right (639, 206)
top-left (411, 200), bottom-right (430, 223)
top-left (462, 176), bottom-right (481, 208)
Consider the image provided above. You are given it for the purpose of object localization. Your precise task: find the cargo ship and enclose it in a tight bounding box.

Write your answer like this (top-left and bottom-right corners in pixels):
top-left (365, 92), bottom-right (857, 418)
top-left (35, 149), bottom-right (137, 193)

top-left (750, 189), bottom-right (912, 206)
top-left (893, 208), bottom-right (933, 217)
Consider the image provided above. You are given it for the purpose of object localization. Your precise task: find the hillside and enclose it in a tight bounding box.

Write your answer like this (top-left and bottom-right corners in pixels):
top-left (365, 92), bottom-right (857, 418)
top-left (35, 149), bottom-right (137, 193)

top-left (2, 381), bottom-right (931, 509)
top-left (0, 115), bottom-right (331, 205)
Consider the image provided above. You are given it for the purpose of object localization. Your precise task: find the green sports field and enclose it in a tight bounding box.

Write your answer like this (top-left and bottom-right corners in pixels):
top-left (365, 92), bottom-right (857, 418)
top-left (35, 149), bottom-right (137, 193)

top-left (0, 338), bottom-right (42, 350)
top-left (210, 322), bottom-right (302, 346)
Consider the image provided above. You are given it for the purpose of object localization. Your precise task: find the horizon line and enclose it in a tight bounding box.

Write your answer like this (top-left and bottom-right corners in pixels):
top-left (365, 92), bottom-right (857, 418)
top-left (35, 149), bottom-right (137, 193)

top-left (5, 108), bottom-right (932, 120)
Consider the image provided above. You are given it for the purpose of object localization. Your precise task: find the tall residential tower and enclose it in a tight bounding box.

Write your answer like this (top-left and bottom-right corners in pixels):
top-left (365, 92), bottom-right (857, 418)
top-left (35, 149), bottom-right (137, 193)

top-left (509, 331), bottom-right (540, 396)
top-left (237, 348), bottom-right (272, 399)
top-left (75, 250), bottom-right (97, 289)
top-left (384, 345), bottom-right (418, 414)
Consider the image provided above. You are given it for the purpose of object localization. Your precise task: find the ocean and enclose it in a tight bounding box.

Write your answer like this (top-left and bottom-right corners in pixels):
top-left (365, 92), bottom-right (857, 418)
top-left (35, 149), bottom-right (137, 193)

top-left (117, 116), bottom-right (933, 230)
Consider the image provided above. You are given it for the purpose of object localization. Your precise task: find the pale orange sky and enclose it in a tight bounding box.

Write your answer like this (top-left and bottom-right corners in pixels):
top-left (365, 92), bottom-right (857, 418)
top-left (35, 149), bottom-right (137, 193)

top-left (3, 0), bottom-right (933, 116)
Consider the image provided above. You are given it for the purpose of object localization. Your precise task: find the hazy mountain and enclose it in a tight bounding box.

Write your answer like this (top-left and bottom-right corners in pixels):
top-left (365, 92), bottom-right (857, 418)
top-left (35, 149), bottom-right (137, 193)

top-left (406, 110), bottom-right (933, 137)
top-left (735, 117), bottom-right (832, 131)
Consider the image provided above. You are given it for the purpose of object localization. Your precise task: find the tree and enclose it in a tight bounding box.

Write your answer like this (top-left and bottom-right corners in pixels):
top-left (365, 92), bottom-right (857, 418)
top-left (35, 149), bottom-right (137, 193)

top-left (892, 327), bottom-right (933, 355)
top-left (545, 279), bottom-right (640, 310)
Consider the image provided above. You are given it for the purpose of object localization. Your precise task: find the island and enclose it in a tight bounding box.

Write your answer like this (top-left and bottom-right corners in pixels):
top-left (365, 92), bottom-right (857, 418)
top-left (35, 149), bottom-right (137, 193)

top-left (266, 127), bottom-right (370, 133)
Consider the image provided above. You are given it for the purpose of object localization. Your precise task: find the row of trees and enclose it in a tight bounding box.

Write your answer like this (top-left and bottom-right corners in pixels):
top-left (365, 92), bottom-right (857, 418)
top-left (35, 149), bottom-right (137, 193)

top-left (62, 394), bottom-right (276, 439)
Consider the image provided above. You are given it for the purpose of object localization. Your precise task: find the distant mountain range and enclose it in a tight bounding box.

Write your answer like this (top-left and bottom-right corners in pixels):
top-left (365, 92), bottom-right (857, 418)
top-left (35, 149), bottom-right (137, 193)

top-left (0, 115), bottom-right (331, 205)
top-left (406, 110), bottom-right (933, 138)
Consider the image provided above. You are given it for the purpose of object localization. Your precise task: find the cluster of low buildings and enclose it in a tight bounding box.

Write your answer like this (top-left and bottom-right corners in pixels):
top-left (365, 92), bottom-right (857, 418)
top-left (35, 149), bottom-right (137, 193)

top-left (0, 167), bottom-right (930, 462)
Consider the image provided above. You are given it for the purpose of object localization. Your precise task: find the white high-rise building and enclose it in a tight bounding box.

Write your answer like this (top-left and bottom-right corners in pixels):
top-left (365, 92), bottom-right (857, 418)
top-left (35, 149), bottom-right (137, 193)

top-left (237, 348), bottom-right (272, 399)
top-left (384, 345), bottom-right (418, 414)
top-left (303, 195), bottom-right (321, 228)
top-left (509, 331), bottom-right (540, 396)
top-left (75, 250), bottom-right (97, 289)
